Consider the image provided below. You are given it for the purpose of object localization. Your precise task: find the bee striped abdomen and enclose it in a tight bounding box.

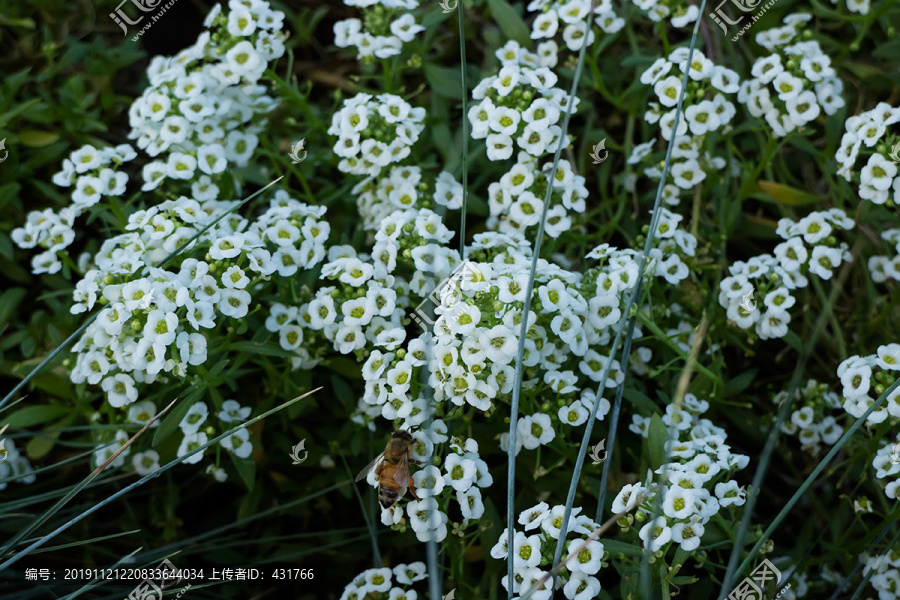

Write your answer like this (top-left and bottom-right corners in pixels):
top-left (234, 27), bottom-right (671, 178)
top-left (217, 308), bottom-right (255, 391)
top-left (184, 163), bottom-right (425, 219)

top-left (379, 487), bottom-right (400, 508)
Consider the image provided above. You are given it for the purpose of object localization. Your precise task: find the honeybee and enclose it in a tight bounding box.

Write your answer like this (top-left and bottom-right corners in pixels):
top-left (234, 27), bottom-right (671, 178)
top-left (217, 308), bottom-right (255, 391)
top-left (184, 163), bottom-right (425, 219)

top-left (355, 429), bottom-right (424, 509)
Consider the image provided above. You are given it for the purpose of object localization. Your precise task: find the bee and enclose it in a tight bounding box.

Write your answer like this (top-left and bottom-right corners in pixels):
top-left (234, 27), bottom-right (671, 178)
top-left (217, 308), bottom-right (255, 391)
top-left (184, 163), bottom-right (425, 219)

top-left (355, 429), bottom-right (424, 509)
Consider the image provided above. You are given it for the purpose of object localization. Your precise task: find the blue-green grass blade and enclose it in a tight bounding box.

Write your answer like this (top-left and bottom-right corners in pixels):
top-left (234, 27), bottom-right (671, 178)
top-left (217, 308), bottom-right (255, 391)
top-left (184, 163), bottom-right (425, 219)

top-left (504, 3), bottom-right (595, 596)
top-left (717, 240), bottom-right (865, 597)
top-left (729, 377), bottom-right (900, 589)
top-left (0, 387), bottom-right (319, 570)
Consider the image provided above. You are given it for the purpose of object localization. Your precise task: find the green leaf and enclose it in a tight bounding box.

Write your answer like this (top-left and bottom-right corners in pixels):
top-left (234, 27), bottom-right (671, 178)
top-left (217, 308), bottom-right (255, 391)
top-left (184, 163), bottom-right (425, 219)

top-left (227, 341), bottom-right (297, 359)
top-left (331, 374), bottom-right (355, 410)
top-left (237, 481), bottom-right (263, 521)
top-left (18, 130), bottom-right (60, 147)
top-left (724, 369), bottom-right (758, 396)
top-left (152, 396), bottom-right (195, 447)
top-left (647, 414), bottom-right (668, 470)
top-left (755, 180), bottom-right (820, 206)
top-left (0, 287), bottom-right (26, 327)
top-left (424, 64), bottom-right (462, 99)
top-left (5, 404), bottom-right (70, 428)
top-left (230, 452), bottom-right (257, 491)
top-left (873, 39), bottom-right (900, 59)
top-left (601, 539), bottom-right (643, 558)
top-left (484, 0), bottom-right (531, 46)
top-left (783, 330), bottom-right (802, 353)
top-left (26, 415), bottom-right (73, 459)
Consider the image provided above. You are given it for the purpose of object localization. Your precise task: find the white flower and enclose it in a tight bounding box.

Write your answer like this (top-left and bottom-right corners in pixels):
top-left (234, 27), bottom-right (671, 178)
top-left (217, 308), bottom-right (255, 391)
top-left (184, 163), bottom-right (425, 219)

top-left (132, 450), bottom-right (160, 475)
top-left (671, 519), bottom-right (704, 551)
top-left (180, 402), bottom-right (209, 435)
top-left (221, 427), bottom-right (252, 459)
top-left (512, 531), bottom-right (542, 568)
top-left (102, 373), bottom-right (139, 408)
top-left (444, 453), bottom-right (478, 492)
top-left (517, 413), bottom-right (555, 450)
top-left (219, 399), bottom-right (251, 423)
top-left (655, 76), bottom-right (683, 107)
top-left (638, 516), bottom-right (672, 551)
top-left (177, 431), bottom-right (208, 465)
top-left (127, 400), bottom-right (158, 426)
top-left (564, 571), bottom-right (602, 600)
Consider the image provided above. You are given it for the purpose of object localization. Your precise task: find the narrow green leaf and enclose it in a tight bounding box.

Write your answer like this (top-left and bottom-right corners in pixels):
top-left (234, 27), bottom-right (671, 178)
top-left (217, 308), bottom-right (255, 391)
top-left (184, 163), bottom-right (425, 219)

top-left (599, 539), bottom-right (643, 558)
top-left (724, 369), bottom-right (758, 396)
top-left (5, 404), bottom-right (70, 428)
top-left (756, 180), bottom-right (820, 206)
top-left (647, 414), bottom-right (667, 470)
top-left (152, 397), bottom-right (193, 446)
top-left (230, 453), bottom-right (256, 491)
top-left (484, 0), bottom-right (531, 45)
top-left (226, 341), bottom-right (297, 359)
top-left (424, 64), bottom-right (463, 99)
top-left (27, 415), bottom-right (73, 459)
top-left (17, 130), bottom-right (60, 147)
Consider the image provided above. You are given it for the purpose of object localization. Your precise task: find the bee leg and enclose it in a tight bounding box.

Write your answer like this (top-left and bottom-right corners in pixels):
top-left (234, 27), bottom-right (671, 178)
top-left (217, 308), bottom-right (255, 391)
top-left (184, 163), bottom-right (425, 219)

top-left (408, 478), bottom-right (420, 501)
top-left (408, 459), bottom-right (425, 465)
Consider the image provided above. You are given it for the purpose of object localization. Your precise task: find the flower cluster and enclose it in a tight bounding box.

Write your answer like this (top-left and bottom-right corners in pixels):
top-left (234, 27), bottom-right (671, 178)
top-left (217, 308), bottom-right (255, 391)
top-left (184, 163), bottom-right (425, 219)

top-left (131, 0), bottom-right (286, 190)
top-left (629, 0), bottom-right (699, 29)
top-left (526, 0), bottom-right (624, 52)
top-left (837, 343), bottom-right (900, 427)
top-left (69, 191), bottom-right (328, 410)
top-left (828, 0), bottom-right (871, 14)
top-left (861, 549), bottom-right (900, 600)
top-left (333, 0), bottom-right (423, 60)
top-left (631, 49), bottom-right (739, 204)
top-left (0, 439), bottom-right (36, 491)
top-left (328, 93), bottom-right (426, 176)
top-left (469, 57), bottom-right (578, 161)
top-left (486, 152), bottom-right (588, 239)
top-left (353, 166), bottom-right (463, 232)
top-left (372, 435), bottom-right (493, 543)
top-left (639, 48), bottom-right (740, 143)
top-left (869, 229), bottom-right (900, 283)
top-left (12, 144), bottom-right (137, 274)
top-left (738, 14), bottom-right (844, 137)
top-left (491, 502), bottom-right (606, 600)
top-left (718, 209), bottom-right (854, 340)
top-left (835, 102), bottom-right (900, 206)
top-left (872, 434), bottom-right (900, 501)
top-left (774, 379), bottom-right (844, 454)
top-left (173, 399), bottom-right (253, 467)
top-left (623, 394), bottom-right (750, 553)
top-left (339, 562), bottom-right (427, 600)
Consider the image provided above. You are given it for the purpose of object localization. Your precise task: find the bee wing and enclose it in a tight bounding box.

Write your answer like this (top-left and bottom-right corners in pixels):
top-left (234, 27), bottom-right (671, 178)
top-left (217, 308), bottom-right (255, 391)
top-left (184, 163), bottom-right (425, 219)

top-left (393, 451), bottom-right (411, 488)
top-left (355, 453), bottom-right (386, 482)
